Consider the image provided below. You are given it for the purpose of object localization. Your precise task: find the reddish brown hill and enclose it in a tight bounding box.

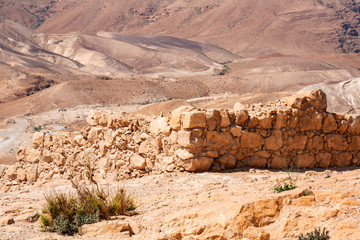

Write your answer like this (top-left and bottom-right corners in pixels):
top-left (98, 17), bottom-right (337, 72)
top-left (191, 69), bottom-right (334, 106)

top-left (1, 0), bottom-right (359, 55)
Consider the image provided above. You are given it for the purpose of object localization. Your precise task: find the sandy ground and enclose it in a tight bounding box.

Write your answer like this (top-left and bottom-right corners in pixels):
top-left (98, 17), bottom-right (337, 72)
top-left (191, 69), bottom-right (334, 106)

top-left (0, 167), bottom-right (360, 239)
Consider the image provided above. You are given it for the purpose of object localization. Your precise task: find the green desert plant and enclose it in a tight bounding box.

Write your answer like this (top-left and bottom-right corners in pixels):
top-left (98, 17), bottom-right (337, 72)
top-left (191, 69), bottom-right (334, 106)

top-left (40, 157), bottom-right (135, 235)
top-left (298, 228), bottom-right (330, 240)
top-left (273, 181), bottom-right (297, 193)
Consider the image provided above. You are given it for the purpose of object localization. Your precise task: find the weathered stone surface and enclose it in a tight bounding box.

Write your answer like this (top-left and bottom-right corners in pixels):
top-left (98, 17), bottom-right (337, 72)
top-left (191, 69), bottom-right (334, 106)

top-left (288, 135), bottom-right (307, 150)
top-left (170, 110), bottom-right (182, 130)
top-left (274, 111), bottom-right (287, 129)
top-left (182, 111), bottom-right (207, 129)
top-left (243, 157), bottom-right (267, 168)
top-left (150, 117), bottom-right (170, 135)
top-left (283, 89), bottom-right (327, 110)
top-left (332, 152), bottom-right (352, 167)
top-left (326, 134), bottom-right (348, 151)
top-left (264, 130), bottom-right (282, 150)
top-left (178, 130), bottom-right (203, 149)
top-left (241, 132), bottom-right (264, 148)
top-left (79, 221), bottom-right (131, 237)
top-left (258, 113), bottom-right (272, 129)
top-left (206, 109), bottom-right (221, 131)
top-left (32, 132), bottom-right (45, 149)
top-left (270, 156), bottom-right (290, 169)
top-left (349, 136), bottom-right (360, 151)
top-left (26, 149), bottom-right (41, 163)
top-left (230, 126), bottom-right (242, 137)
top-left (311, 136), bottom-right (324, 150)
top-left (295, 153), bottom-right (316, 168)
top-left (234, 103), bottom-right (249, 126)
top-left (299, 111), bottom-right (322, 131)
top-left (206, 131), bottom-right (234, 149)
top-left (130, 154), bottom-right (146, 170)
top-left (220, 110), bottom-right (231, 127)
top-left (316, 153), bottom-right (331, 168)
top-left (348, 117), bottom-right (360, 134)
top-left (182, 157), bottom-right (214, 172)
top-left (323, 113), bottom-right (337, 133)
top-left (217, 154), bottom-right (237, 168)
top-left (176, 149), bottom-right (195, 160)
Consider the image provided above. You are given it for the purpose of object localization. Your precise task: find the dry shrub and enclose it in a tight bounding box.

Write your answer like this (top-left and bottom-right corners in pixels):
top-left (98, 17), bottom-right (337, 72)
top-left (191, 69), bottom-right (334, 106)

top-left (40, 157), bottom-right (135, 235)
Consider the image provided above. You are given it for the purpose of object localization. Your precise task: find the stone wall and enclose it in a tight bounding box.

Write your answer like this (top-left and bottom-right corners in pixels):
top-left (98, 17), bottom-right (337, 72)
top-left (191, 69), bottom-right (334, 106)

top-left (1, 89), bottom-right (360, 185)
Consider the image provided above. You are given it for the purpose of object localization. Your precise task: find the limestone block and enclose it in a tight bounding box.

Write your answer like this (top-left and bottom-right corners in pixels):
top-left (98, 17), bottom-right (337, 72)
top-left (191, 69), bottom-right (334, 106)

top-left (176, 149), bottom-right (195, 160)
top-left (182, 111), bottom-right (207, 129)
top-left (332, 152), bottom-right (352, 167)
top-left (216, 154), bottom-right (237, 168)
top-left (349, 136), bottom-right (360, 151)
top-left (25, 165), bottom-right (38, 183)
top-left (258, 113), bottom-right (272, 129)
top-left (347, 116), bottom-right (360, 134)
top-left (230, 126), bottom-right (243, 137)
top-left (243, 157), bottom-right (267, 168)
top-left (283, 89), bottom-right (327, 110)
top-left (178, 130), bottom-right (203, 149)
top-left (326, 134), bottom-right (348, 151)
top-left (150, 117), bottom-right (170, 135)
top-left (316, 153), bottom-right (331, 168)
top-left (27, 149), bottom-right (41, 163)
top-left (206, 131), bottom-right (234, 149)
top-left (241, 132), bottom-right (264, 148)
top-left (88, 127), bottom-right (102, 145)
top-left (52, 153), bottom-right (66, 166)
top-left (130, 154), bottom-right (146, 170)
top-left (323, 113), bottom-right (337, 133)
top-left (32, 132), bottom-right (45, 149)
top-left (16, 168), bottom-right (26, 182)
top-left (220, 110), bottom-right (231, 127)
top-left (299, 111), bottom-right (322, 131)
top-left (86, 111), bottom-right (102, 126)
top-left (5, 165), bottom-right (17, 180)
top-left (206, 109), bottom-right (221, 131)
top-left (311, 136), bottom-right (324, 150)
top-left (181, 157), bottom-right (214, 172)
top-left (79, 221), bottom-right (130, 237)
top-left (234, 102), bottom-right (249, 124)
top-left (288, 135), bottom-right (307, 150)
top-left (274, 111), bottom-right (287, 129)
top-left (247, 116), bottom-right (259, 128)
top-left (74, 134), bottom-right (86, 146)
top-left (170, 110), bottom-right (182, 130)
top-left (270, 156), bottom-right (290, 169)
top-left (295, 153), bottom-right (316, 168)
top-left (264, 130), bottom-right (282, 150)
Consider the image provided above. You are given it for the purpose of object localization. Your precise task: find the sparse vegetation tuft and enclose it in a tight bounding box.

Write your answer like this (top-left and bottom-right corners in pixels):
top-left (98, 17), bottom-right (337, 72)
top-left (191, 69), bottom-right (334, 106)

top-left (40, 158), bottom-right (135, 235)
top-left (273, 181), bottom-right (297, 193)
top-left (34, 125), bottom-right (42, 132)
top-left (219, 60), bottom-right (232, 75)
top-left (298, 227), bottom-right (330, 240)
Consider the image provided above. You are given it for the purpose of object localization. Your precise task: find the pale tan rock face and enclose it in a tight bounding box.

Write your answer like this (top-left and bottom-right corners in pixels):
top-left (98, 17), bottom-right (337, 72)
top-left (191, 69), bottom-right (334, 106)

top-left (182, 111), bottom-right (207, 129)
top-left (284, 89), bottom-right (327, 111)
top-left (130, 154), bottom-right (146, 170)
top-left (241, 132), bottom-right (264, 148)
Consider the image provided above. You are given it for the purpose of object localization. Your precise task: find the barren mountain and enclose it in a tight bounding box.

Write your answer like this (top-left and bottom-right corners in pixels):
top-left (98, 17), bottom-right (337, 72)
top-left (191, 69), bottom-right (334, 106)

top-left (1, 0), bottom-right (360, 55)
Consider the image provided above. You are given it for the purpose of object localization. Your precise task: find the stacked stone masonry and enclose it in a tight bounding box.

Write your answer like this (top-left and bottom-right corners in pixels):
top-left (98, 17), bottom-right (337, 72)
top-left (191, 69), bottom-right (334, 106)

top-left (2, 89), bottom-right (360, 184)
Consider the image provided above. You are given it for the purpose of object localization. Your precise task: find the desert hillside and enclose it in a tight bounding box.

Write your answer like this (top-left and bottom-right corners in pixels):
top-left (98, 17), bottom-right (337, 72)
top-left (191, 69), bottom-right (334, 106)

top-left (0, 0), bottom-right (359, 55)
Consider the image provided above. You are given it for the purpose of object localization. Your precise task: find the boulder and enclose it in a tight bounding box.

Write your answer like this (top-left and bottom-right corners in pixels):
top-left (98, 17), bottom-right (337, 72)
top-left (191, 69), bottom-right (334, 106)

top-left (283, 89), bottom-right (327, 111)
top-left (130, 154), bottom-right (146, 170)
top-left (182, 111), bottom-right (207, 129)
top-left (181, 157), bottom-right (214, 172)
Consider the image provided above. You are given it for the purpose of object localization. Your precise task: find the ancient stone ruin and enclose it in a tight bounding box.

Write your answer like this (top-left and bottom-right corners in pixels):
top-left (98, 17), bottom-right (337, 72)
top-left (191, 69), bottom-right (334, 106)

top-left (2, 89), bottom-right (360, 186)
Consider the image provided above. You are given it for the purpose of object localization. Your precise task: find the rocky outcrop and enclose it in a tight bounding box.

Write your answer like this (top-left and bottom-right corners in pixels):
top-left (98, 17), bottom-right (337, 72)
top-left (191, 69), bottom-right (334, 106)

top-left (1, 89), bottom-right (360, 186)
